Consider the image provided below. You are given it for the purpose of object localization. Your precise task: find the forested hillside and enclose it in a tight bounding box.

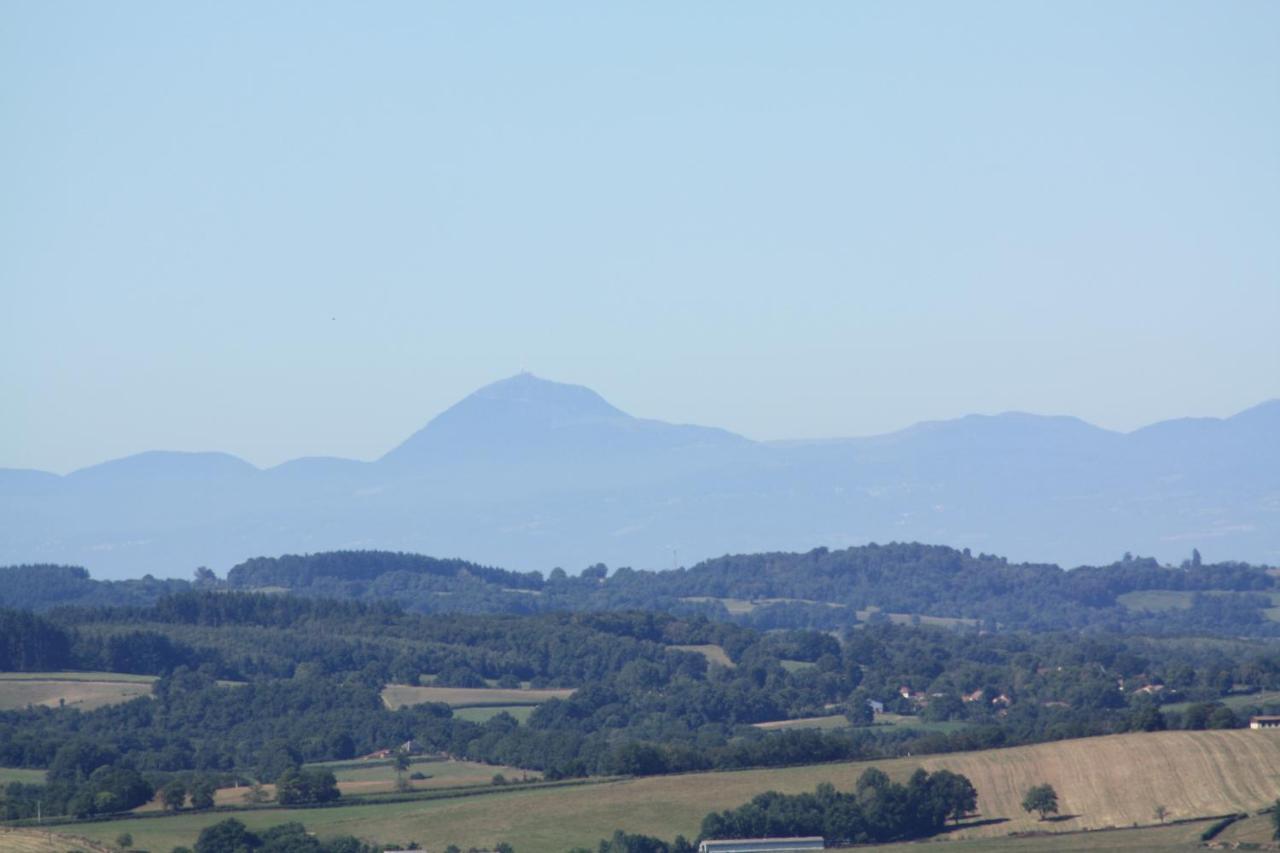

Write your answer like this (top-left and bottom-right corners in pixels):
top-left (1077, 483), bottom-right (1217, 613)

top-left (214, 543), bottom-right (1280, 636)
top-left (6, 543), bottom-right (1278, 636)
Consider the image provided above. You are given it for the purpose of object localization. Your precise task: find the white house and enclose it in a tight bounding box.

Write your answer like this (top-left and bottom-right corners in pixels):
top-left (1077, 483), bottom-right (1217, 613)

top-left (698, 838), bottom-right (824, 853)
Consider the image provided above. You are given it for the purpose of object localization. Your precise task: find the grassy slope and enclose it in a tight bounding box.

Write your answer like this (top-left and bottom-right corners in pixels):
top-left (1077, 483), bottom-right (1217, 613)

top-left (67, 730), bottom-right (1280, 853)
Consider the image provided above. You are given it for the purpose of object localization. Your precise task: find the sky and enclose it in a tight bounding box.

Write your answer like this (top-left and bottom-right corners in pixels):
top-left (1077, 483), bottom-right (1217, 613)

top-left (2, 1), bottom-right (1278, 474)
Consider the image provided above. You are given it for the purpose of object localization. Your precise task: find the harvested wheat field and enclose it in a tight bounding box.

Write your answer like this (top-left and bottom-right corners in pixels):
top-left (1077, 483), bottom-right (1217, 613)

top-left (0, 672), bottom-right (155, 711)
top-left (380, 684), bottom-right (574, 708)
top-left (856, 819), bottom-right (1221, 852)
top-left (919, 729), bottom-right (1280, 836)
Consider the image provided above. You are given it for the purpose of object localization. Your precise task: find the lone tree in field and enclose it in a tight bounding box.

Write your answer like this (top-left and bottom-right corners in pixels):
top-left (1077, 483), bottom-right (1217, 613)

top-left (190, 779), bottom-right (216, 810)
top-left (1154, 804), bottom-right (1168, 823)
top-left (394, 749), bottom-right (412, 792)
top-left (1021, 783), bottom-right (1059, 821)
top-left (160, 780), bottom-right (187, 811)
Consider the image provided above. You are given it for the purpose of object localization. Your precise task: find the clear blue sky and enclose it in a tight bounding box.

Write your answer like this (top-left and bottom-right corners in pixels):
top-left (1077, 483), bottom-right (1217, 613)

top-left (3, 1), bottom-right (1277, 473)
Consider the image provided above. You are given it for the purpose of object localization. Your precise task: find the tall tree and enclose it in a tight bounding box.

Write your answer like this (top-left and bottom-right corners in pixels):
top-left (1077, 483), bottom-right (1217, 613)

top-left (1021, 784), bottom-right (1059, 821)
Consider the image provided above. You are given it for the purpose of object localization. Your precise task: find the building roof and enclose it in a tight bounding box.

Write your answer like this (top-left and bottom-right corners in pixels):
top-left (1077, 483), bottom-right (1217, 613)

top-left (701, 840), bottom-right (823, 844)
top-left (699, 838), bottom-right (825, 851)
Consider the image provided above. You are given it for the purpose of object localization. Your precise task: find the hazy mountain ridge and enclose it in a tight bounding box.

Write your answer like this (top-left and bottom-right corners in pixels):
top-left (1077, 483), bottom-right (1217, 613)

top-left (1, 374), bottom-right (1277, 577)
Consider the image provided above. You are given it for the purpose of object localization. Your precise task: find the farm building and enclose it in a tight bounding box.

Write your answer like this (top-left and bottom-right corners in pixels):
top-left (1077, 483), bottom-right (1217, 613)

top-left (698, 838), bottom-right (824, 853)
top-left (1249, 715), bottom-right (1280, 729)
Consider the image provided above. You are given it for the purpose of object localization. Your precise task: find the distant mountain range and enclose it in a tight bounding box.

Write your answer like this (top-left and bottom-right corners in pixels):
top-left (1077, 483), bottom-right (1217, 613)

top-left (2, 373), bottom-right (1277, 579)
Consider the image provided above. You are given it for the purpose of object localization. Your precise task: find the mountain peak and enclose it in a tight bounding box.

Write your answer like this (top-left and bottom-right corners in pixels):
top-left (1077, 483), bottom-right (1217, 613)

top-left (380, 374), bottom-right (742, 466)
top-left (465, 372), bottom-right (625, 418)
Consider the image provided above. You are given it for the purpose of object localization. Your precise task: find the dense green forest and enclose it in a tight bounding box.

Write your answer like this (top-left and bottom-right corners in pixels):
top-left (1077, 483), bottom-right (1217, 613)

top-left (6, 542), bottom-right (1276, 636)
top-left (3, 582), bottom-right (1280, 823)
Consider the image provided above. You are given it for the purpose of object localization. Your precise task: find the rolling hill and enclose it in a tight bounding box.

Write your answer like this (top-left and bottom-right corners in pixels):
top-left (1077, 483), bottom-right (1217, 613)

top-left (64, 729), bottom-right (1280, 853)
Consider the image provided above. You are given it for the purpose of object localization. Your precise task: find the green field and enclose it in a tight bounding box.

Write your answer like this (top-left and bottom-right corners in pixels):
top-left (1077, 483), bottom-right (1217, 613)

top-left (678, 596), bottom-right (849, 615)
top-left (752, 714), bottom-right (849, 731)
top-left (322, 757), bottom-right (537, 787)
top-left (1118, 589), bottom-right (1280, 622)
top-left (0, 672), bottom-right (156, 711)
top-left (856, 606), bottom-right (979, 628)
top-left (678, 596), bottom-right (758, 614)
top-left (0, 766), bottom-right (46, 785)
top-left (1161, 689), bottom-right (1280, 714)
top-left (779, 659), bottom-right (817, 673)
top-left (753, 712), bottom-right (970, 735)
top-left (876, 712), bottom-right (974, 734)
top-left (381, 684), bottom-right (574, 709)
top-left (65, 730), bottom-right (1280, 853)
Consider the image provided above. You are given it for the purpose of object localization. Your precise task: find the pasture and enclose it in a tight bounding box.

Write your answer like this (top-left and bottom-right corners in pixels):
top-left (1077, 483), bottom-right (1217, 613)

top-left (380, 684), bottom-right (574, 709)
top-left (68, 729), bottom-right (1280, 853)
top-left (0, 672), bottom-right (155, 711)
top-left (321, 756), bottom-right (537, 791)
